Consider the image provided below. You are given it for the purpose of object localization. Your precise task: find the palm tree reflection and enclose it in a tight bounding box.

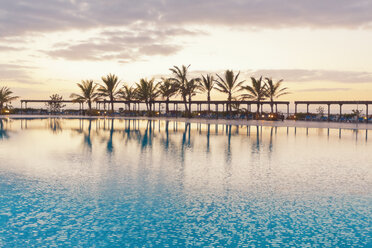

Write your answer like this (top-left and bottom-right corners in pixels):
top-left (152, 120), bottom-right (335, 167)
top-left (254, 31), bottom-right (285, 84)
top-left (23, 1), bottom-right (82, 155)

top-left (163, 121), bottom-right (171, 150)
top-left (72, 119), bottom-right (94, 150)
top-left (206, 124), bottom-right (211, 153)
top-left (49, 118), bottom-right (62, 133)
top-left (141, 120), bottom-right (154, 149)
top-left (182, 123), bottom-right (191, 148)
top-left (268, 127), bottom-right (274, 152)
top-left (107, 119), bottom-right (114, 153)
top-left (0, 119), bottom-right (9, 140)
top-left (255, 126), bottom-right (260, 151)
top-left (225, 125), bottom-right (232, 164)
top-left (84, 119), bottom-right (93, 149)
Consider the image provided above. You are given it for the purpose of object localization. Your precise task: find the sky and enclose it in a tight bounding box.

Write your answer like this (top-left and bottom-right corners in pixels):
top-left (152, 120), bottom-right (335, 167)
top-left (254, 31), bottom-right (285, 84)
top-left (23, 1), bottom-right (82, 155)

top-left (1, 0), bottom-right (372, 106)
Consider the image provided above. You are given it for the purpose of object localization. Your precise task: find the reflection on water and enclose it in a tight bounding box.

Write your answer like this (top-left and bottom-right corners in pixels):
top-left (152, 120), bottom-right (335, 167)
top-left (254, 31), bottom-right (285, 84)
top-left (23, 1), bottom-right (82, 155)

top-left (0, 119), bottom-right (9, 140)
top-left (0, 118), bottom-right (371, 247)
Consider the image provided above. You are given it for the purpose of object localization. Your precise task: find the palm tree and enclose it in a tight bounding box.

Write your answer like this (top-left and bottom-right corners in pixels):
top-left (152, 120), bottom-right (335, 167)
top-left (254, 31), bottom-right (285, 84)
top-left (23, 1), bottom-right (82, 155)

top-left (265, 78), bottom-right (290, 113)
top-left (240, 76), bottom-right (267, 115)
top-left (186, 77), bottom-right (201, 115)
top-left (70, 80), bottom-right (99, 112)
top-left (169, 65), bottom-right (190, 114)
top-left (200, 74), bottom-right (215, 113)
top-left (98, 74), bottom-right (121, 112)
top-left (158, 77), bottom-right (178, 114)
top-left (0, 87), bottom-right (18, 114)
top-left (135, 78), bottom-right (159, 112)
top-left (215, 70), bottom-right (245, 115)
top-left (119, 84), bottom-right (137, 110)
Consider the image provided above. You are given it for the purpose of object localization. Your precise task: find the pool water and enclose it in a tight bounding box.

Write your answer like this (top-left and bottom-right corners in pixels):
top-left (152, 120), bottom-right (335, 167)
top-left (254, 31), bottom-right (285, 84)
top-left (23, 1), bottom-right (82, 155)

top-left (0, 118), bottom-right (371, 247)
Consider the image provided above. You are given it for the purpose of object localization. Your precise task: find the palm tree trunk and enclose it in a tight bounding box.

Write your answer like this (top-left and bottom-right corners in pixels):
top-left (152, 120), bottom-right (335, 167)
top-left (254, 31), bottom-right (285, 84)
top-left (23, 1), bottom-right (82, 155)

top-left (110, 96), bottom-right (114, 112)
top-left (188, 95), bottom-right (192, 117)
top-left (88, 100), bottom-right (92, 111)
top-left (183, 95), bottom-right (188, 114)
top-left (207, 94), bottom-right (210, 113)
top-left (228, 94), bottom-right (232, 116)
top-left (270, 97), bottom-right (274, 113)
top-left (166, 98), bottom-right (169, 114)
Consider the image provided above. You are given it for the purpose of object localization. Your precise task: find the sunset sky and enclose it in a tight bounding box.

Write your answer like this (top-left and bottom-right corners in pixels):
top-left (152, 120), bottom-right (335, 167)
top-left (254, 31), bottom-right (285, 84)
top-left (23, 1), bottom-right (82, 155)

top-left (1, 0), bottom-right (372, 106)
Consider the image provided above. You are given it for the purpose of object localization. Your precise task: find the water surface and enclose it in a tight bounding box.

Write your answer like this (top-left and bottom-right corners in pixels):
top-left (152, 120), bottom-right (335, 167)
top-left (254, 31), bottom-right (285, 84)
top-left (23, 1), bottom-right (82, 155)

top-left (0, 118), bottom-right (371, 247)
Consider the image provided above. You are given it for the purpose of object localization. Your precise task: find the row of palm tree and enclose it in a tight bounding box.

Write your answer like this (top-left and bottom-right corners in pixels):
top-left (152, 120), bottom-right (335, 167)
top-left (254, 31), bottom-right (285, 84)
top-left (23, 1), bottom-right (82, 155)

top-left (70, 65), bottom-right (289, 117)
top-left (0, 65), bottom-right (289, 116)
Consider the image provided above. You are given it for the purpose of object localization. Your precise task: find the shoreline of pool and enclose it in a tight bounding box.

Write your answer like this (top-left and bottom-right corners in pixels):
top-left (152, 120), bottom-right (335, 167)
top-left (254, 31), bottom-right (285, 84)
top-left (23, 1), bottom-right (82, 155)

top-left (2, 114), bottom-right (372, 130)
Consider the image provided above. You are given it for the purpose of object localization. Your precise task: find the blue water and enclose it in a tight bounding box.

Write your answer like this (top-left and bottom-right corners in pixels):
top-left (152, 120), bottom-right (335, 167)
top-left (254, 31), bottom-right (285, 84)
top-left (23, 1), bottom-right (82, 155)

top-left (0, 118), bottom-right (371, 247)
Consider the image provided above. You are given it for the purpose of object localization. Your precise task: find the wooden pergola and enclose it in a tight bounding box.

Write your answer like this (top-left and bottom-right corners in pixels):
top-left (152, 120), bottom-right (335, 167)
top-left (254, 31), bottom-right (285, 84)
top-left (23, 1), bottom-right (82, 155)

top-left (95, 100), bottom-right (291, 115)
top-left (294, 101), bottom-right (372, 122)
top-left (20, 100), bottom-right (85, 112)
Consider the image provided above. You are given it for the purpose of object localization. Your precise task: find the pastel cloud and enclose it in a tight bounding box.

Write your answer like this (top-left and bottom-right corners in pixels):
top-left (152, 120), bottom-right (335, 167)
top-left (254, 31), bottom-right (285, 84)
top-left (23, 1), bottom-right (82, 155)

top-left (0, 64), bottom-right (41, 85)
top-left (246, 70), bottom-right (372, 83)
top-left (1, 0), bottom-right (372, 38)
top-left (43, 27), bottom-right (197, 61)
top-left (296, 88), bottom-right (351, 92)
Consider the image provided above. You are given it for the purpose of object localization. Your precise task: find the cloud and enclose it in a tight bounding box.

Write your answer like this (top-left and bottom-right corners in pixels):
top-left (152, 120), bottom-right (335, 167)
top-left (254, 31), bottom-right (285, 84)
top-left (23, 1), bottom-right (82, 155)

top-left (43, 27), bottom-right (194, 61)
top-left (246, 69), bottom-right (372, 83)
top-left (0, 45), bottom-right (20, 51)
top-left (296, 88), bottom-right (351, 92)
top-left (0, 64), bottom-right (42, 85)
top-left (1, 0), bottom-right (372, 38)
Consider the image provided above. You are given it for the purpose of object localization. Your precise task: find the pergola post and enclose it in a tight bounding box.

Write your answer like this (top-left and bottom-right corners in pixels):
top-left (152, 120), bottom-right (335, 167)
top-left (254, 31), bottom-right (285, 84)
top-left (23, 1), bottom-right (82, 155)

top-left (295, 103), bottom-right (297, 115)
top-left (339, 104), bottom-right (342, 119)
top-left (306, 104), bottom-right (309, 114)
top-left (327, 104), bottom-right (331, 121)
top-left (366, 104), bottom-right (369, 123)
top-left (287, 104), bottom-right (289, 118)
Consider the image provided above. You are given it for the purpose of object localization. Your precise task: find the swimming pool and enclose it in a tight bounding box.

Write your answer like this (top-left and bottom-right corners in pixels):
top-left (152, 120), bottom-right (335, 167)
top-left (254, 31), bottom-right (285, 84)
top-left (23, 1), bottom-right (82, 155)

top-left (0, 118), bottom-right (371, 247)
